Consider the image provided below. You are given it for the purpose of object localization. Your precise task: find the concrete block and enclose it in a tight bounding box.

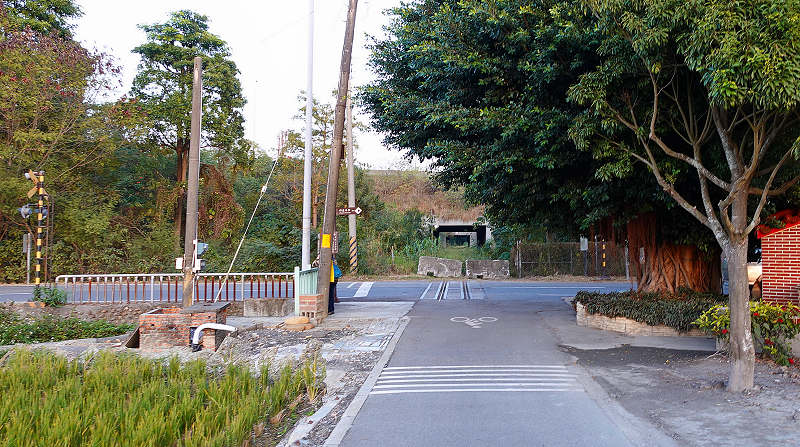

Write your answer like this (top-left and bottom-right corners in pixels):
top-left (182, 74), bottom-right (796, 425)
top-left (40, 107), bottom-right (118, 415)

top-left (466, 259), bottom-right (510, 279)
top-left (243, 298), bottom-right (293, 317)
top-left (417, 256), bottom-right (463, 277)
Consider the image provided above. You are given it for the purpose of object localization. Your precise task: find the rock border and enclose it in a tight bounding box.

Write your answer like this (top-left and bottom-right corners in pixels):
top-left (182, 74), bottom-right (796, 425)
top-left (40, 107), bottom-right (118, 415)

top-left (575, 302), bottom-right (706, 337)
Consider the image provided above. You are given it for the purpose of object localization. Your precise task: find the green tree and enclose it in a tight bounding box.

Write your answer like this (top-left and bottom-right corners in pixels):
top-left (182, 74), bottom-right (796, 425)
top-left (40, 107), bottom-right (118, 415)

top-left (0, 0), bottom-right (80, 37)
top-left (131, 10), bottom-right (247, 251)
top-left (568, 0), bottom-right (800, 391)
top-left (361, 0), bottom-right (721, 291)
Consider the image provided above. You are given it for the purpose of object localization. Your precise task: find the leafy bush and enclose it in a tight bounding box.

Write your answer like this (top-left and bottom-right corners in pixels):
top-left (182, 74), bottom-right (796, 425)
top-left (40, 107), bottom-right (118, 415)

top-left (694, 301), bottom-right (800, 366)
top-left (0, 350), bottom-right (324, 446)
top-left (572, 288), bottom-right (726, 332)
top-left (0, 311), bottom-right (135, 345)
top-left (32, 286), bottom-right (67, 307)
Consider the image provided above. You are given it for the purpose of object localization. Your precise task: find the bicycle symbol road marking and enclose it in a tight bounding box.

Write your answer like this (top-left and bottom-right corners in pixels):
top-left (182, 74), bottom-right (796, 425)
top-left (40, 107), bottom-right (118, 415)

top-left (450, 316), bottom-right (498, 328)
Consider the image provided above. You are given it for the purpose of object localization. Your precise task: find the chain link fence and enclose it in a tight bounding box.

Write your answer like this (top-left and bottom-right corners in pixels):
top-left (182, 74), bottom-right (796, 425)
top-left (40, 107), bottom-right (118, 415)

top-left (511, 241), bottom-right (630, 278)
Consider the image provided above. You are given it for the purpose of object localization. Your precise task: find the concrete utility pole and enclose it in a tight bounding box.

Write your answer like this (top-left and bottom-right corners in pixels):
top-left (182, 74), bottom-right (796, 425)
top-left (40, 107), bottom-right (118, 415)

top-left (346, 94), bottom-right (358, 273)
top-left (182, 56), bottom-right (202, 307)
top-left (317, 0), bottom-right (359, 308)
top-left (301, 0), bottom-right (315, 270)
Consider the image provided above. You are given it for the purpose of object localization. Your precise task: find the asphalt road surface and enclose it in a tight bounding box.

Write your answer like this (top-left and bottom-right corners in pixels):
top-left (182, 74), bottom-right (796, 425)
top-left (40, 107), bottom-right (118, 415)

top-left (339, 280), bottom-right (636, 447)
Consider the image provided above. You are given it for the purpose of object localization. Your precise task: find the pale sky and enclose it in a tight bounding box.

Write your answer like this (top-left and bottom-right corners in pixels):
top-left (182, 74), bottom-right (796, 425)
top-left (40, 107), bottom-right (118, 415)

top-left (73, 0), bottom-right (424, 169)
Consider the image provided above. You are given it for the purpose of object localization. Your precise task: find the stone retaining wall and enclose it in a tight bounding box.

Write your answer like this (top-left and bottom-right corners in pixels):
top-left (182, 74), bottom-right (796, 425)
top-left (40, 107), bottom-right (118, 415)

top-left (0, 301), bottom-right (244, 325)
top-left (575, 303), bottom-right (706, 337)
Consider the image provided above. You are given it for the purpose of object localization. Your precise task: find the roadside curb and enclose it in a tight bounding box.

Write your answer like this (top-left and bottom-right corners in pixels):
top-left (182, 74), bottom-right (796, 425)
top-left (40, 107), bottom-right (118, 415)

top-left (322, 315), bottom-right (411, 446)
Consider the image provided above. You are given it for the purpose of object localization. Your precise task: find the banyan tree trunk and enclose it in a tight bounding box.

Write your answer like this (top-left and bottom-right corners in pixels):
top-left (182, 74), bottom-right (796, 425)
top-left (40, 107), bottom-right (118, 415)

top-left (632, 243), bottom-right (721, 293)
top-left (627, 214), bottom-right (721, 293)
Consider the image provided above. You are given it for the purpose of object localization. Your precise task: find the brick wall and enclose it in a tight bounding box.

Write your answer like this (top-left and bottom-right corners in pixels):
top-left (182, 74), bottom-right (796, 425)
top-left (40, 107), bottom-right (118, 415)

top-left (138, 307), bottom-right (228, 350)
top-left (299, 294), bottom-right (326, 320)
top-left (761, 224), bottom-right (800, 305)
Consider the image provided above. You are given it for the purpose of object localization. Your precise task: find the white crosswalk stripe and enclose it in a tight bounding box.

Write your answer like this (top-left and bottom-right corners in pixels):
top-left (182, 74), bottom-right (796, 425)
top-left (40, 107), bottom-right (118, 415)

top-left (370, 365), bottom-right (584, 395)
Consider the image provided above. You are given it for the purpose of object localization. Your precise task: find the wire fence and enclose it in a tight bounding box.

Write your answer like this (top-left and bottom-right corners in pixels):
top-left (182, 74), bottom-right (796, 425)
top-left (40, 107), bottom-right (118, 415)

top-left (511, 241), bottom-right (630, 278)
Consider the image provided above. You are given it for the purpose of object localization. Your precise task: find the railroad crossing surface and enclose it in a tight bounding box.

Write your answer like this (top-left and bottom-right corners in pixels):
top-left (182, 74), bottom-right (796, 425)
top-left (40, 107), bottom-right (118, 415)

top-left (330, 279), bottom-right (649, 447)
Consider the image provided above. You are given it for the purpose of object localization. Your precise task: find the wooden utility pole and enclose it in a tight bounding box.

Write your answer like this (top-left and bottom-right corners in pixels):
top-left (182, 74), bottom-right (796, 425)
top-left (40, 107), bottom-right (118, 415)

top-left (182, 56), bottom-right (202, 307)
top-left (317, 0), bottom-right (359, 311)
top-left (346, 94), bottom-right (358, 273)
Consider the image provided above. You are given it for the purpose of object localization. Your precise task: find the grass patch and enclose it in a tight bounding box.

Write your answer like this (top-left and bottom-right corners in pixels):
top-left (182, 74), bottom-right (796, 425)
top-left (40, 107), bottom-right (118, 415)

top-left (572, 288), bottom-right (727, 332)
top-left (0, 310), bottom-right (135, 345)
top-left (0, 349), bottom-right (323, 446)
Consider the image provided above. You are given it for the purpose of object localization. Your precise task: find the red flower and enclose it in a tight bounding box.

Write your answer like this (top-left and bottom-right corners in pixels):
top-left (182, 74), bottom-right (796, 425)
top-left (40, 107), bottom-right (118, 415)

top-left (790, 358), bottom-right (796, 365)
top-left (777, 318), bottom-right (784, 323)
top-left (721, 329), bottom-right (728, 335)
top-left (753, 312), bottom-right (760, 317)
top-left (765, 339), bottom-right (773, 345)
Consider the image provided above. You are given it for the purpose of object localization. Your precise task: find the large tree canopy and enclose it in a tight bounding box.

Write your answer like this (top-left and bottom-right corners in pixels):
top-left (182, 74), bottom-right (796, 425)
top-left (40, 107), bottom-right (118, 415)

top-left (568, 0), bottom-right (800, 391)
top-left (361, 0), bottom-right (721, 291)
top-left (131, 10), bottom-right (248, 249)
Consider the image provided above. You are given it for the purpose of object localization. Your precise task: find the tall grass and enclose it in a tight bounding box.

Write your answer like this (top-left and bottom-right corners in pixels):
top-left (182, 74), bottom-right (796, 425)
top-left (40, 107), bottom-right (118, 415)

top-left (0, 349), bottom-right (323, 447)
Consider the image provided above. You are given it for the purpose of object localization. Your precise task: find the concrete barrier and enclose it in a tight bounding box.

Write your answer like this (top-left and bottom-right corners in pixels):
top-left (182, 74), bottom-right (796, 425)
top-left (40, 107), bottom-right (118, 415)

top-left (417, 256), bottom-right (463, 277)
top-left (466, 259), bottom-right (510, 279)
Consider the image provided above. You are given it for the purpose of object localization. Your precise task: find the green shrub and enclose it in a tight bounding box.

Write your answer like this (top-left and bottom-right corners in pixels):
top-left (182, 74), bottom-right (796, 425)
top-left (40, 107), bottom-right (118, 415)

top-left (0, 350), bottom-right (323, 446)
top-left (32, 286), bottom-right (67, 307)
top-left (572, 288), bottom-right (726, 332)
top-left (0, 310), bottom-right (135, 345)
top-left (694, 301), bottom-right (800, 366)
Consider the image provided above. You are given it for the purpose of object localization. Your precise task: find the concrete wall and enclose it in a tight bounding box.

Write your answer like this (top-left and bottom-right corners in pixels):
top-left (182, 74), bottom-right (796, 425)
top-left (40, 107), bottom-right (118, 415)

top-left (244, 298), bottom-right (292, 317)
top-left (418, 256), bottom-right (463, 277)
top-left (466, 259), bottom-right (510, 279)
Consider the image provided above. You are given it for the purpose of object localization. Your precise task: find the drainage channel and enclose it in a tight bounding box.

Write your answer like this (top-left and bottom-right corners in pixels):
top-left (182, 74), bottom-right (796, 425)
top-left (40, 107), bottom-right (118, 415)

top-left (436, 281), bottom-right (470, 300)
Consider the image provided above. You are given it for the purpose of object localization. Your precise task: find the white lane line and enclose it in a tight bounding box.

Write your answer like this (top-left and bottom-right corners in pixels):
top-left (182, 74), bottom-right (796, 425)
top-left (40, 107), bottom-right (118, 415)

top-left (374, 383), bottom-right (576, 389)
top-left (378, 373), bottom-right (578, 378)
top-left (347, 282), bottom-right (357, 289)
top-left (381, 369), bottom-right (572, 374)
top-left (459, 281), bottom-right (464, 300)
top-left (354, 281), bottom-right (373, 297)
top-left (371, 388), bottom-right (583, 395)
top-left (418, 282), bottom-right (433, 300)
top-left (442, 281), bottom-right (449, 300)
top-left (384, 365), bottom-right (567, 370)
top-left (377, 378), bottom-right (576, 384)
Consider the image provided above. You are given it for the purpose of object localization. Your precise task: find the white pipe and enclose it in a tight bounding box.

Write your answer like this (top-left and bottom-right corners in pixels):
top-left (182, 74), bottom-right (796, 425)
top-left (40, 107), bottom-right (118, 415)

top-left (191, 323), bottom-right (236, 347)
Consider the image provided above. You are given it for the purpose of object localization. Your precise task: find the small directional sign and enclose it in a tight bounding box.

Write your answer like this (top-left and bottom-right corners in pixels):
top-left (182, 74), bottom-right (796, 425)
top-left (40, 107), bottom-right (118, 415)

top-left (336, 207), bottom-right (362, 216)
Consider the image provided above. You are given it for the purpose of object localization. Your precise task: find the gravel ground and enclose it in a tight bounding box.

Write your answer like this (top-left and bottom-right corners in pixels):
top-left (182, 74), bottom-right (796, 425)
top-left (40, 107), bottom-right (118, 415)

top-left (563, 345), bottom-right (800, 446)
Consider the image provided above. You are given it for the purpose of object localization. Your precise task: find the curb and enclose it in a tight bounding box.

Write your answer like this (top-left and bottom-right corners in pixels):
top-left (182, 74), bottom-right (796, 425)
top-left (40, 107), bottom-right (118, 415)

top-left (322, 316), bottom-right (411, 446)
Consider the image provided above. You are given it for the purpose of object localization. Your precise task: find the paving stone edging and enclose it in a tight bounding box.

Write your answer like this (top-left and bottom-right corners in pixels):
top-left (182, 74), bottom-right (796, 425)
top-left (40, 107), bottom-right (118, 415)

top-left (575, 302), bottom-right (706, 337)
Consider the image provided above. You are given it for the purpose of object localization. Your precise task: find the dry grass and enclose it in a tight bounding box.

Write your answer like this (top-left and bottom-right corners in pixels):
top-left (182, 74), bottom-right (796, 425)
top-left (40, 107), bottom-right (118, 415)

top-left (366, 170), bottom-right (483, 222)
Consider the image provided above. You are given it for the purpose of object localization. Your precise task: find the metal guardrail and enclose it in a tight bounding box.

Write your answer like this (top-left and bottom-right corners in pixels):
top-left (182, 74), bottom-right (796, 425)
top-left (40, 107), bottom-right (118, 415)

top-left (55, 272), bottom-right (294, 304)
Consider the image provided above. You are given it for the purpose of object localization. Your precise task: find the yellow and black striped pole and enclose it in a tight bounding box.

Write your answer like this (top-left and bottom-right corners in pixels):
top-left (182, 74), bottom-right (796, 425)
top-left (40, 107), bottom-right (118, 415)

top-left (349, 236), bottom-right (358, 273)
top-left (34, 172), bottom-right (45, 287)
top-left (601, 240), bottom-right (607, 278)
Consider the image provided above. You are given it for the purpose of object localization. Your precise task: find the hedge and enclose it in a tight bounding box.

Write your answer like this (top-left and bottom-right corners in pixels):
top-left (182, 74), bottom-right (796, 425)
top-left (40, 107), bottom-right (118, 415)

top-left (572, 288), bottom-right (727, 332)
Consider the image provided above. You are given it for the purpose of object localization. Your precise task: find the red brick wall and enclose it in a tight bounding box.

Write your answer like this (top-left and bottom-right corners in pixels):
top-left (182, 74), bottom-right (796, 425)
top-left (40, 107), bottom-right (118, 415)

top-left (761, 225), bottom-right (800, 305)
top-left (299, 294), bottom-right (326, 320)
top-left (138, 307), bottom-right (228, 350)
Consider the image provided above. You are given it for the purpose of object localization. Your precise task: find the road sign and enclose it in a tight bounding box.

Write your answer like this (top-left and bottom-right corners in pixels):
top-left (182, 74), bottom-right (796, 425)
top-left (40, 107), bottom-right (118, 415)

top-left (336, 207), bottom-right (362, 216)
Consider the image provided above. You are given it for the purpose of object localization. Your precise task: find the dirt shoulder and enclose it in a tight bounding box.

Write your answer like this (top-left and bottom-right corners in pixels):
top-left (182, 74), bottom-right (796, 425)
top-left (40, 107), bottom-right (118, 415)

top-left (563, 345), bottom-right (800, 446)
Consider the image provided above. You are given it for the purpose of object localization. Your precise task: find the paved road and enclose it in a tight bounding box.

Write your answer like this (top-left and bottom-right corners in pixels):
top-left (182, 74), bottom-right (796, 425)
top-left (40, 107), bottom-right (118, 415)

top-left (339, 281), bottom-right (638, 447)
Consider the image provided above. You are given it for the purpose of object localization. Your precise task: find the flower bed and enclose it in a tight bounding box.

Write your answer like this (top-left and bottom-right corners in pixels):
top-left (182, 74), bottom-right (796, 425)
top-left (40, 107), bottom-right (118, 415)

top-left (694, 301), bottom-right (800, 365)
top-left (572, 289), bottom-right (726, 333)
